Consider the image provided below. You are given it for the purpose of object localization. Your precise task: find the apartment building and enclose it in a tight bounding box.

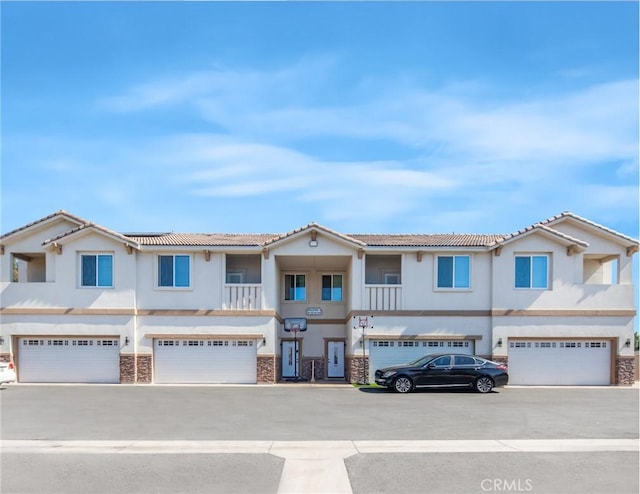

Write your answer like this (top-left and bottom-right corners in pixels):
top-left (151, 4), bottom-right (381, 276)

top-left (0, 210), bottom-right (637, 385)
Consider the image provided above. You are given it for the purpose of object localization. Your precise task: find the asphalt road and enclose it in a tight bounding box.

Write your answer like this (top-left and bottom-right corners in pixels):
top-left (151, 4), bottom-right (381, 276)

top-left (1, 384), bottom-right (638, 494)
top-left (1, 385), bottom-right (638, 440)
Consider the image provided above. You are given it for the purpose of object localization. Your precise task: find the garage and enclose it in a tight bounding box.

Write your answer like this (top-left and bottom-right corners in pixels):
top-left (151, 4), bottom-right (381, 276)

top-left (18, 337), bottom-right (120, 383)
top-left (154, 338), bottom-right (258, 384)
top-left (368, 339), bottom-right (474, 379)
top-left (508, 340), bottom-right (612, 385)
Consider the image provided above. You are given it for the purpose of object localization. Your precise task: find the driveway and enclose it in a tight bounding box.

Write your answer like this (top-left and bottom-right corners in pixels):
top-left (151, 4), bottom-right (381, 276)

top-left (1, 385), bottom-right (638, 493)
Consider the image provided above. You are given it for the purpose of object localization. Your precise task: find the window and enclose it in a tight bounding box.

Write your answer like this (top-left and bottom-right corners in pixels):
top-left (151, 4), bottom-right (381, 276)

top-left (81, 254), bottom-right (113, 287)
top-left (431, 356), bottom-right (451, 367)
top-left (373, 341), bottom-right (392, 347)
top-left (515, 255), bottom-right (548, 289)
top-left (158, 255), bottom-right (190, 288)
top-left (322, 274), bottom-right (343, 301)
top-left (437, 255), bottom-right (470, 289)
top-left (447, 341), bottom-right (469, 348)
top-left (285, 274), bottom-right (306, 301)
top-left (454, 355), bottom-right (476, 366)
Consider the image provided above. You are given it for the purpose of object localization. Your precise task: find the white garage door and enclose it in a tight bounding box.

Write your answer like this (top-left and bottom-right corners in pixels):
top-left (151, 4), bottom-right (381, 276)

top-left (369, 339), bottom-right (474, 382)
top-left (508, 340), bottom-right (611, 385)
top-left (154, 339), bottom-right (257, 384)
top-left (19, 337), bottom-right (120, 383)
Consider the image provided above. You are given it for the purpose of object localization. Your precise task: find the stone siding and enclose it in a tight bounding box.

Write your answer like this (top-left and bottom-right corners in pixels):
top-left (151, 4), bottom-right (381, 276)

top-left (257, 355), bottom-right (276, 384)
top-left (346, 355), bottom-right (369, 384)
top-left (136, 355), bottom-right (153, 383)
top-left (0, 353), bottom-right (11, 363)
top-left (301, 357), bottom-right (326, 381)
top-left (616, 357), bottom-right (635, 385)
top-left (119, 355), bottom-right (135, 383)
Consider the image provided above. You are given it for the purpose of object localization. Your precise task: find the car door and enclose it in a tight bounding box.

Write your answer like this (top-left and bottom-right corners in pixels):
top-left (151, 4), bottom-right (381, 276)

top-left (449, 355), bottom-right (481, 385)
top-left (416, 355), bottom-right (452, 386)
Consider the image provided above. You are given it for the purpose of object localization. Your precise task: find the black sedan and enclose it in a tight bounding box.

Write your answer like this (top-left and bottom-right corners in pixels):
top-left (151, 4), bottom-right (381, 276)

top-left (374, 353), bottom-right (509, 393)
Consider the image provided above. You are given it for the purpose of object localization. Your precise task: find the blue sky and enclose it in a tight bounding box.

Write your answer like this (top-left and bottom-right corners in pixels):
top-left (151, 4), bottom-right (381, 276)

top-left (1, 1), bottom-right (638, 240)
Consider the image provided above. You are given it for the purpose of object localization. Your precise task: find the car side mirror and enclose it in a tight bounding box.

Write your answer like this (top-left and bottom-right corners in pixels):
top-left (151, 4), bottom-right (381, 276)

top-left (427, 363), bottom-right (436, 369)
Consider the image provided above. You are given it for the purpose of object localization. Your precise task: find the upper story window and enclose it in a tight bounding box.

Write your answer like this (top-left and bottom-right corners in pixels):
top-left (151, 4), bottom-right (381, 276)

top-left (515, 255), bottom-right (548, 289)
top-left (322, 274), bottom-right (343, 301)
top-left (436, 255), bottom-right (470, 289)
top-left (81, 254), bottom-right (113, 287)
top-left (284, 274), bottom-right (306, 301)
top-left (158, 255), bottom-right (190, 288)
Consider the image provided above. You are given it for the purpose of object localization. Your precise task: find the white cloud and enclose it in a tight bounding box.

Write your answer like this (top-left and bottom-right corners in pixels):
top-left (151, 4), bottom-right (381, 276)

top-left (48, 62), bottom-right (640, 233)
top-left (98, 61), bottom-right (637, 176)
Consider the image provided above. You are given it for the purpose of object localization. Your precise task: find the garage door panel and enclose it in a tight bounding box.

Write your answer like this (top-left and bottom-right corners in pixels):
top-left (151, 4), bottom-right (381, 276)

top-left (154, 339), bottom-right (257, 384)
top-left (508, 340), bottom-right (611, 386)
top-left (368, 340), bottom-right (474, 383)
top-left (19, 338), bottom-right (120, 383)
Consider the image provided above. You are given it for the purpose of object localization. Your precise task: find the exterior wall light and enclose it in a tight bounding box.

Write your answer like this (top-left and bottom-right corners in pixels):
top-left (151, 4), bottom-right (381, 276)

top-left (625, 338), bottom-right (631, 348)
top-left (125, 336), bottom-right (130, 346)
top-left (497, 338), bottom-right (503, 347)
top-left (0, 336), bottom-right (4, 345)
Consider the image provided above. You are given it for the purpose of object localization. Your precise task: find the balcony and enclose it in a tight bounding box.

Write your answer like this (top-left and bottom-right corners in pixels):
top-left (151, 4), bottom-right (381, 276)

top-left (223, 284), bottom-right (262, 310)
top-left (365, 285), bottom-right (403, 311)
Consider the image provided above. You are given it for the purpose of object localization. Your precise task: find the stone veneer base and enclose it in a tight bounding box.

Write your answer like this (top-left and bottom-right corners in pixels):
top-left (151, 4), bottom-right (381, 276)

top-left (346, 355), bottom-right (369, 384)
top-left (119, 354), bottom-right (152, 383)
top-left (257, 355), bottom-right (276, 384)
top-left (616, 357), bottom-right (636, 385)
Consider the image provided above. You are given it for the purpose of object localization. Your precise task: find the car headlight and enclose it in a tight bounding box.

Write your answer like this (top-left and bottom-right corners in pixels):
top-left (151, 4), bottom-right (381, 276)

top-left (381, 371), bottom-right (397, 378)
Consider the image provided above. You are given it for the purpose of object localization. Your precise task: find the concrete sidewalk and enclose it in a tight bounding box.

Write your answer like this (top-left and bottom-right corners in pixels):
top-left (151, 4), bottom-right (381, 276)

top-left (4, 439), bottom-right (638, 494)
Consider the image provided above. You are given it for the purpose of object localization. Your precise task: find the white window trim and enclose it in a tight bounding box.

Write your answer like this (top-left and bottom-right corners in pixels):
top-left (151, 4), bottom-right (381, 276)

top-left (434, 254), bottom-right (472, 291)
top-left (78, 252), bottom-right (114, 289)
top-left (283, 272), bottom-right (308, 302)
top-left (321, 272), bottom-right (345, 302)
top-left (514, 253), bottom-right (550, 290)
top-left (155, 254), bottom-right (193, 290)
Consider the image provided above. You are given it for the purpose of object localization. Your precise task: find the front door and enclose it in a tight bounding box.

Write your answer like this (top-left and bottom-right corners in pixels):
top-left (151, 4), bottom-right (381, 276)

top-left (327, 341), bottom-right (345, 378)
top-left (281, 340), bottom-right (299, 378)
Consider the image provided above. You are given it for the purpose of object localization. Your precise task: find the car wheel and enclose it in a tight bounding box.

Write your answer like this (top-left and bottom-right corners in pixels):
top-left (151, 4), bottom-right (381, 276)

top-left (393, 376), bottom-right (413, 393)
top-left (474, 376), bottom-right (494, 393)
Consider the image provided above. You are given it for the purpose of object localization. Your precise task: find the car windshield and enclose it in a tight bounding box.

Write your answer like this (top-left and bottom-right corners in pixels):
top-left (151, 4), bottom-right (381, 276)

top-left (407, 355), bottom-right (438, 367)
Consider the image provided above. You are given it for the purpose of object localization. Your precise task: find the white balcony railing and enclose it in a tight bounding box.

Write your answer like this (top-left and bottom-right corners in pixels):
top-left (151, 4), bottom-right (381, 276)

top-left (365, 285), bottom-right (402, 311)
top-left (224, 284), bottom-right (262, 310)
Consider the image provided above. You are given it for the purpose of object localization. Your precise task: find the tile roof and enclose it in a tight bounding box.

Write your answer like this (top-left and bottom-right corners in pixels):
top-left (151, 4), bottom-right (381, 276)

top-left (3, 210), bottom-right (637, 251)
top-left (488, 224), bottom-right (589, 249)
top-left (125, 231), bottom-right (505, 248)
top-left (43, 222), bottom-right (141, 249)
top-left (350, 233), bottom-right (505, 247)
top-left (540, 211), bottom-right (639, 246)
top-left (261, 222), bottom-right (366, 248)
top-left (125, 233), bottom-right (279, 247)
top-left (0, 210), bottom-right (86, 240)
